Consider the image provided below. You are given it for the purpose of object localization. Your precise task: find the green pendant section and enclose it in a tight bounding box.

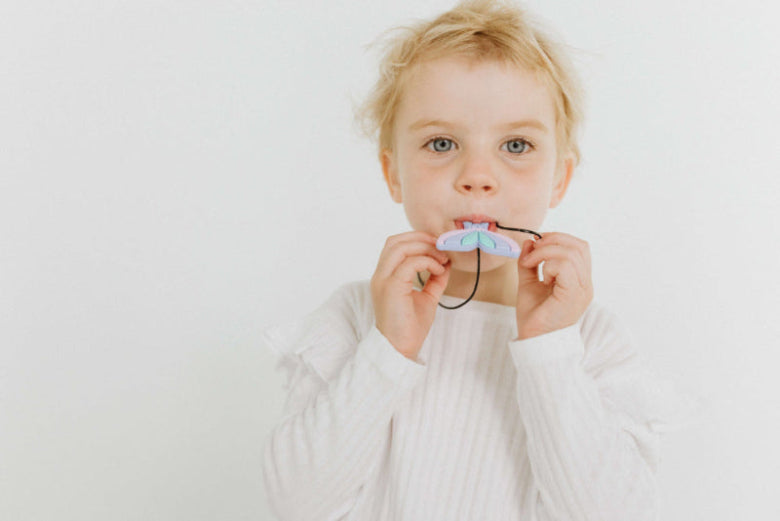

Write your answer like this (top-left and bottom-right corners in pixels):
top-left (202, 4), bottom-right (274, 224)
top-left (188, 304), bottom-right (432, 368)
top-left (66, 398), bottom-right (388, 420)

top-left (460, 231), bottom-right (495, 249)
top-left (478, 232), bottom-right (495, 249)
top-left (461, 231), bottom-right (478, 246)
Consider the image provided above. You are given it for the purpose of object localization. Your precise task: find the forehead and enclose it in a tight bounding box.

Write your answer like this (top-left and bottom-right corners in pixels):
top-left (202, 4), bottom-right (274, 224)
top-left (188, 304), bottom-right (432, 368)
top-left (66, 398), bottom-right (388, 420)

top-left (396, 56), bottom-right (555, 133)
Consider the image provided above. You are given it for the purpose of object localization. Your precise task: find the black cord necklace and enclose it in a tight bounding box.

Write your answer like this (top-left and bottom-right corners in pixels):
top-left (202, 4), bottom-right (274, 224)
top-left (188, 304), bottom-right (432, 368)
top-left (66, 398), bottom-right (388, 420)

top-left (416, 223), bottom-right (542, 309)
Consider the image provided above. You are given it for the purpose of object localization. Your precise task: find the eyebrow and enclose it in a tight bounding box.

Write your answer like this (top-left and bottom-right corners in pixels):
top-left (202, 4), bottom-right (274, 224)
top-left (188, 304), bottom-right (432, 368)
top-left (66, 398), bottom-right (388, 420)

top-left (408, 118), bottom-right (549, 133)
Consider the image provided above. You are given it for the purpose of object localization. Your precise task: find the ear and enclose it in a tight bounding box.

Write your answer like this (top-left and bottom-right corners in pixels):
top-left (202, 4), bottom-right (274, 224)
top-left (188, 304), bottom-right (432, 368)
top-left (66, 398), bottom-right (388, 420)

top-left (380, 148), bottom-right (403, 204)
top-left (549, 155), bottom-right (574, 209)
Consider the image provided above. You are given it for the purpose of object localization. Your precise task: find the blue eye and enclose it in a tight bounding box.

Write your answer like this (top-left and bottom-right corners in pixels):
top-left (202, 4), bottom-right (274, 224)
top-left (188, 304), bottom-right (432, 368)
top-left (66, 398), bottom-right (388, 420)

top-left (503, 139), bottom-right (532, 154)
top-left (424, 136), bottom-right (535, 155)
top-left (426, 137), bottom-right (454, 153)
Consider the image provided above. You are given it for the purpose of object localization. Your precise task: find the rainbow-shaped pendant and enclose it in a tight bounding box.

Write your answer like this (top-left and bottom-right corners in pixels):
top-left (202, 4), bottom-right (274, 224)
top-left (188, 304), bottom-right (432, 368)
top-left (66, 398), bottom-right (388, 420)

top-left (436, 221), bottom-right (521, 258)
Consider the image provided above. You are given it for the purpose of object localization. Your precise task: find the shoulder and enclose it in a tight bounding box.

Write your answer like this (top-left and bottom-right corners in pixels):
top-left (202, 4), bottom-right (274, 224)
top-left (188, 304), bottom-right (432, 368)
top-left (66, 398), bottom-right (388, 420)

top-left (579, 299), bottom-right (636, 349)
top-left (314, 278), bottom-right (376, 339)
top-left (333, 278), bottom-right (374, 320)
top-left (575, 299), bottom-right (645, 381)
top-left (261, 279), bottom-right (375, 381)
top-left (579, 298), bottom-right (631, 341)
top-left (577, 299), bottom-right (708, 435)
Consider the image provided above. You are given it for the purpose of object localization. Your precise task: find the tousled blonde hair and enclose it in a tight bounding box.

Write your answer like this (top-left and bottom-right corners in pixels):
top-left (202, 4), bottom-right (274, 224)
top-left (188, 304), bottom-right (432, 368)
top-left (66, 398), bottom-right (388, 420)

top-left (352, 0), bottom-right (588, 177)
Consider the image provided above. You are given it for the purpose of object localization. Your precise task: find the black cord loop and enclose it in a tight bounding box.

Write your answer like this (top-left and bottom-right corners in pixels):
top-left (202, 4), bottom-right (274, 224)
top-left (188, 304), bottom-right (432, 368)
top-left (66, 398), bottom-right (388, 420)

top-left (416, 223), bottom-right (542, 309)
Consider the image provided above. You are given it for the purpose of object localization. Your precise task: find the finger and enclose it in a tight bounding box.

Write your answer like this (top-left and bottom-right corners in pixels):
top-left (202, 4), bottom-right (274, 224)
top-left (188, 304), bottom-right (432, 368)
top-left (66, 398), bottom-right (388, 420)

top-left (384, 231), bottom-right (438, 249)
top-left (536, 247), bottom-right (592, 291)
top-left (378, 231), bottom-right (440, 275)
top-left (518, 239), bottom-right (537, 270)
top-left (419, 256), bottom-right (451, 299)
top-left (534, 232), bottom-right (587, 248)
top-left (517, 239), bottom-right (543, 283)
top-left (525, 244), bottom-right (586, 286)
top-left (392, 255), bottom-right (449, 288)
top-left (529, 239), bottom-right (591, 280)
top-left (539, 258), bottom-right (582, 291)
top-left (520, 243), bottom-right (571, 269)
top-left (535, 232), bottom-right (590, 267)
top-left (376, 241), bottom-right (449, 281)
top-left (521, 241), bottom-right (584, 285)
top-left (380, 235), bottom-right (446, 268)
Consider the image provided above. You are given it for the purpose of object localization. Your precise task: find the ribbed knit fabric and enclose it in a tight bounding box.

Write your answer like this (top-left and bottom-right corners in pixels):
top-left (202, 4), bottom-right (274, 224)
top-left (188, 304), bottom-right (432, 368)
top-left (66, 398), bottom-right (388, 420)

top-left (260, 279), bottom-right (705, 521)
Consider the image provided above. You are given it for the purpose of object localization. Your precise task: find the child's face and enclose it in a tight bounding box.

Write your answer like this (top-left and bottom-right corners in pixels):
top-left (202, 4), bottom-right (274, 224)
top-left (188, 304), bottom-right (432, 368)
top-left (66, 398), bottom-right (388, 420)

top-left (381, 55), bottom-right (573, 273)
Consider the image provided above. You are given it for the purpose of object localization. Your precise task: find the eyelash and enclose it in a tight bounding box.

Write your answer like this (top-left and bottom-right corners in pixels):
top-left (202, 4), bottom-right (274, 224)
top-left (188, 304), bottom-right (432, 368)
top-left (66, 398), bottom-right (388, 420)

top-left (423, 135), bottom-right (536, 155)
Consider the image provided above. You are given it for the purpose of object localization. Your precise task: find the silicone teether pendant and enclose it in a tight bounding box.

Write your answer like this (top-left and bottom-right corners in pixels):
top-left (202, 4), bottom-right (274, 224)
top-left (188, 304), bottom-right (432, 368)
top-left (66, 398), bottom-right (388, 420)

top-left (436, 221), bottom-right (521, 258)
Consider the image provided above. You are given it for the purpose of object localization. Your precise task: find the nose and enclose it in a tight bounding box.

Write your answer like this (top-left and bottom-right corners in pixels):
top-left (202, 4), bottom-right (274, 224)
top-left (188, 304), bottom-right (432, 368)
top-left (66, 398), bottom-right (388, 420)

top-left (455, 165), bottom-right (498, 196)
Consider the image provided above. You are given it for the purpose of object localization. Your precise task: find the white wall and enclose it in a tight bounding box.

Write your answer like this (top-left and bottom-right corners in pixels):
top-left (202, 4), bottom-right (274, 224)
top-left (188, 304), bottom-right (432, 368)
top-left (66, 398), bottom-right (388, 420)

top-left (2, 1), bottom-right (778, 519)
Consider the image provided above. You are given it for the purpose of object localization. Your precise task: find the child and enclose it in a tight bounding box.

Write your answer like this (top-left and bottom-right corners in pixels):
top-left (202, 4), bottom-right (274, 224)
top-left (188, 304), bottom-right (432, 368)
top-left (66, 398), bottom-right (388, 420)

top-left (261, 1), bottom-right (702, 519)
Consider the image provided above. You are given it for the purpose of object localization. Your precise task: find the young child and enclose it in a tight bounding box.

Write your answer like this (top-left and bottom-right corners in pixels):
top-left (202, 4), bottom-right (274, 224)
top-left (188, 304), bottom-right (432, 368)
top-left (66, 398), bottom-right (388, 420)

top-left (261, 1), bottom-right (702, 519)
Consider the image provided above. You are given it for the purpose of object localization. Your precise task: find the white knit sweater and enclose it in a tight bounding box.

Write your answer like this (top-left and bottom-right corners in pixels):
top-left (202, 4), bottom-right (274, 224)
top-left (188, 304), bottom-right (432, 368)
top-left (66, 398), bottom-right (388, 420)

top-left (260, 279), bottom-right (703, 521)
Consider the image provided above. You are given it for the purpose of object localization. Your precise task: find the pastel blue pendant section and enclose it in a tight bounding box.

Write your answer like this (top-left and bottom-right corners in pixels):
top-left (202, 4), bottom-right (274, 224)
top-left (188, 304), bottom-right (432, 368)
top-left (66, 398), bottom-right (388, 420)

top-left (435, 221), bottom-right (521, 258)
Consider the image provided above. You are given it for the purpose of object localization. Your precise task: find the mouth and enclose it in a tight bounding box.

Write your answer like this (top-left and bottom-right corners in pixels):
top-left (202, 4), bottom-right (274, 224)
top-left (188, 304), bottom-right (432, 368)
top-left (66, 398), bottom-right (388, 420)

top-left (454, 214), bottom-right (498, 232)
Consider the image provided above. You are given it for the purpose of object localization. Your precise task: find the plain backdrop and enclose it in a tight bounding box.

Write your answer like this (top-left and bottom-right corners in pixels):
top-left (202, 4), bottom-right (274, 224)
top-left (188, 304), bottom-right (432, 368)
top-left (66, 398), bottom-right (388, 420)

top-left (1, 0), bottom-right (778, 519)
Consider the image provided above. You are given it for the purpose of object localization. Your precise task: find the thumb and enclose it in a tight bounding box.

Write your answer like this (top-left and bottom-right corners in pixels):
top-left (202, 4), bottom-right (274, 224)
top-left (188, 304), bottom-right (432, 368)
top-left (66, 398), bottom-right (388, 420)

top-left (517, 239), bottom-right (539, 281)
top-left (422, 260), bottom-right (451, 300)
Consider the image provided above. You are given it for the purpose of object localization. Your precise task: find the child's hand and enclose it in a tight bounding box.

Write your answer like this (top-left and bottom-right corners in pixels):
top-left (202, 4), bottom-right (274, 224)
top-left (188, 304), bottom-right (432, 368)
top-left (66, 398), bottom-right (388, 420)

top-left (371, 231), bottom-right (451, 361)
top-left (515, 232), bottom-right (594, 340)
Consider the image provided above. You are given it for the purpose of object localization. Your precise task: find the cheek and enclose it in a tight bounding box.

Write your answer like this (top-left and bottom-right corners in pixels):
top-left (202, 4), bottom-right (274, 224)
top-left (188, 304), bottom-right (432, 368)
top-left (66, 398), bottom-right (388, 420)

top-left (402, 175), bottom-right (445, 203)
top-left (507, 175), bottom-right (548, 200)
top-left (401, 189), bottom-right (448, 226)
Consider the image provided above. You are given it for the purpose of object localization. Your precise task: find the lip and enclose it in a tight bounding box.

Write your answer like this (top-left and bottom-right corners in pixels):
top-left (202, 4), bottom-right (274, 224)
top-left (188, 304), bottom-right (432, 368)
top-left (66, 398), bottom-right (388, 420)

top-left (454, 214), bottom-right (498, 232)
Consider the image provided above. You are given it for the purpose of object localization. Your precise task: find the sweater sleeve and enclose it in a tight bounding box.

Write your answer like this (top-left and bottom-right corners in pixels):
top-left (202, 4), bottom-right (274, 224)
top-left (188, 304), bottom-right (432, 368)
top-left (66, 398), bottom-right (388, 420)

top-left (260, 283), bottom-right (427, 521)
top-left (507, 303), bottom-right (706, 521)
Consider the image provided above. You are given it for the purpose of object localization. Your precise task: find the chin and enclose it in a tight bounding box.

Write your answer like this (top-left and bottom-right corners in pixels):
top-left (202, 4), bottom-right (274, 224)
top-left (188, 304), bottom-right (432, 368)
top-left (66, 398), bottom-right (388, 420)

top-left (449, 251), bottom-right (509, 271)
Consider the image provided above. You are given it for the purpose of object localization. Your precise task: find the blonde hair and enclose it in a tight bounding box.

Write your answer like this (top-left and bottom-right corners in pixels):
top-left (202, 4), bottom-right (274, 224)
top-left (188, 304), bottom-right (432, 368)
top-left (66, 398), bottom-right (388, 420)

top-left (352, 0), bottom-right (588, 176)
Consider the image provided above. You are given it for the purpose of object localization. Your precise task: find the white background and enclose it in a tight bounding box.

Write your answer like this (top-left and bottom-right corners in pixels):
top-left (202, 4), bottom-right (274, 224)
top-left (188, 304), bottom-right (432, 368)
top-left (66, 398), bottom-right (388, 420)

top-left (2, 0), bottom-right (778, 519)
